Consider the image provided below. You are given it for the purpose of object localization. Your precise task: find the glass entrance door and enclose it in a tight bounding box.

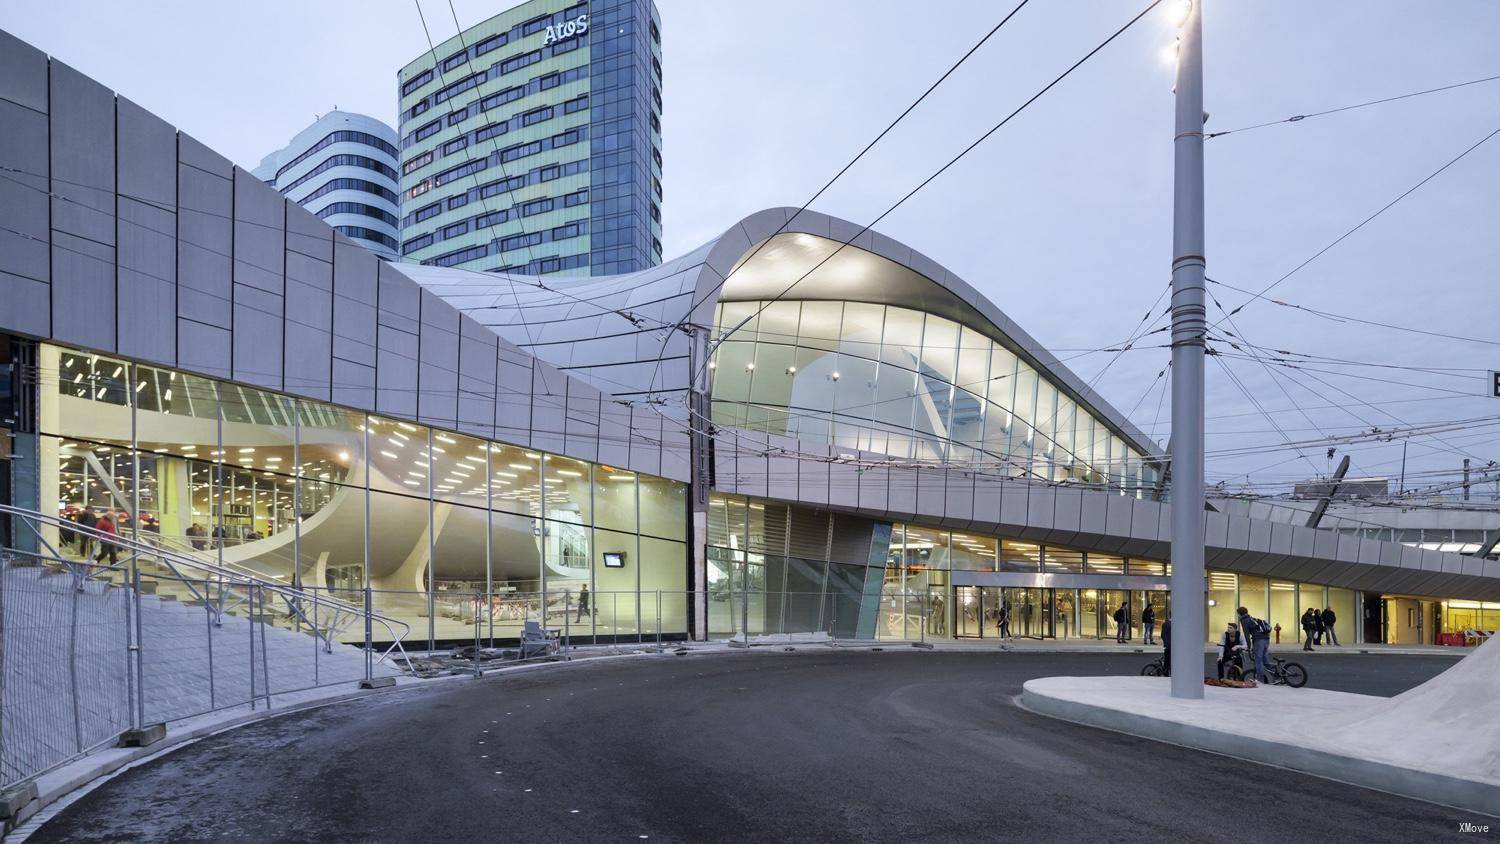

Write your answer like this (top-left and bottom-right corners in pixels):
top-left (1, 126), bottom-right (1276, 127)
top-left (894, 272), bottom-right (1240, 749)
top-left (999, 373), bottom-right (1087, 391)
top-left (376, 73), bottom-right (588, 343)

top-left (955, 586), bottom-right (984, 638)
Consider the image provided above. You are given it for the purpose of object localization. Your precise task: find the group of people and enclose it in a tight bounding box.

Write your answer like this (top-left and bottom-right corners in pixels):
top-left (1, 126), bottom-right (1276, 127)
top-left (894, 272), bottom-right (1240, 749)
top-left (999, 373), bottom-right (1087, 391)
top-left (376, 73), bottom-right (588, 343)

top-left (1299, 606), bottom-right (1340, 650)
top-left (1113, 601), bottom-right (1164, 644)
top-left (59, 507), bottom-right (121, 564)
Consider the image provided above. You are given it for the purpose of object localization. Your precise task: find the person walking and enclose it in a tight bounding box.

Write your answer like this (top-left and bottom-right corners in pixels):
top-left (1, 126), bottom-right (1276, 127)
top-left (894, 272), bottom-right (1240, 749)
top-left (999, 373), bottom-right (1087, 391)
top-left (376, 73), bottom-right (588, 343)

top-left (1142, 603), bottom-right (1157, 645)
top-left (93, 511), bottom-right (119, 565)
top-left (1237, 606), bottom-right (1273, 683)
top-left (1113, 602), bottom-right (1130, 643)
top-left (1300, 607), bottom-right (1318, 652)
top-left (1216, 621), bottom-right (1245, 679)
top-left (1321, 606), bottom-right (1340, 646)
top-left (576, 582), bottom-right (591, 623)
top-left (997, 601), bottom-right (1011, 639)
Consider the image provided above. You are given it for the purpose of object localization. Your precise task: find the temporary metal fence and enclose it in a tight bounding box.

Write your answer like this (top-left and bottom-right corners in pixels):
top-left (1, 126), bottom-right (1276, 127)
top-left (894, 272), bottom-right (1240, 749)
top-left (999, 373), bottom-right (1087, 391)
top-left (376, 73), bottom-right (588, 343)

top-left (0, 504), bottom-right (413, 793)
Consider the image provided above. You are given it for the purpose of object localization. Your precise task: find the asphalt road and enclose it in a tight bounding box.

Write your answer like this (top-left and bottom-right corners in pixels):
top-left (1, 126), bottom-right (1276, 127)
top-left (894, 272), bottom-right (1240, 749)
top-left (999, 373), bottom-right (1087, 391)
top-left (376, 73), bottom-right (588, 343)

top-left (33, 651), bottom-right (1484, 843)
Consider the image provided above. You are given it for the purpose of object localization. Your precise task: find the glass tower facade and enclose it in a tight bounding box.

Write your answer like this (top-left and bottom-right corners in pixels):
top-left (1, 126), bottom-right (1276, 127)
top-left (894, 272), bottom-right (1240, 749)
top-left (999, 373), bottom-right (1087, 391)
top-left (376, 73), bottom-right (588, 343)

top-left (396, 0), bottom-right (663, 277)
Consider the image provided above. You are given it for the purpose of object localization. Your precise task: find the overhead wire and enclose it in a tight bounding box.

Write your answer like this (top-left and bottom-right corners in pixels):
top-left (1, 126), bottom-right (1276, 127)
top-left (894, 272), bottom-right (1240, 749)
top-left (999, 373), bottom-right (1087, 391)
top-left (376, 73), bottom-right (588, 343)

top-left (1204, 72), bottom-right (1500, 139)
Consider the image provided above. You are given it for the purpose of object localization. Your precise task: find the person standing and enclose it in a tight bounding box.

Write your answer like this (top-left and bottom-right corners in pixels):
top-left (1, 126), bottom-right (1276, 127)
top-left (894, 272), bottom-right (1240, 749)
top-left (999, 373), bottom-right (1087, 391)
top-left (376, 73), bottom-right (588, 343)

top-left (1300, 607), bottom-right (1318, 652)
top-left (1237, 606), bottom-right (1272, 683)
top-left (1114, 602), bottom-right (1130, 643)
top-left (1160, 617), bottom-right (1172, 677)
top-left (1321, 606), bottom-right (1340, 646)
top-left (997, 601), bottom-right (1011, 639)
top-left (1142, 602), bottom-right (1157, 645)
top-left (576, 582), bottom-right (591, 623)
top-left (76, 507), bottom-right (98, 561)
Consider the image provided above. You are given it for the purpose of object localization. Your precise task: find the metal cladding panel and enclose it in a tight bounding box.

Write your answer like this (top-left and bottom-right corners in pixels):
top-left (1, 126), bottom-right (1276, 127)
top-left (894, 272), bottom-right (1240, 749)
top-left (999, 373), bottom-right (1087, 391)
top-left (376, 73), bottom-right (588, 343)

top-left (529, 363), bottom-right (568, 455)
top-left (703, 223), bottom-right (752, 283)
top-left (456, 315), bottom-right (498, 439)
top-left (828, 454), bottom-right (862, 515)
top-left (282, 206), bottom-right (334, 400)
top-left (375, 262), bottom-right (419, 417)
top-left (765, 434), bottom-right (800, 504)
top-left (856, 457), bottom-right (889, 514)
top-left (376, 262), bottom-right (420, 335)
top-left (1356, 536), bottom-right (1380, 567)
top-left (1399, 544), bottom-right (1423, 573)
top-left (1021, 484), bottom-right (1054, 542)
top-left (1203, 510), bottom-right (1229, 552)
top-left (1419, 547), bottom-right (1445, 573)
top-left (494, 350), bottom-right (533, 448)
top-left (914, 467), bottom-right (946, 521)
top-left (1312, 530), bottom-right (1340, 568)
top-left (417, 288), bottom-right (460, 427)
top-left (595, 397), bottom-right (631, 468)
top-left (944, 471), bottom-right (975, 528)
top-left (730, 430), bottom-right (766, 499)
top-left (176, 135), bottom-right (233, 359)
top-left (232, 294), bottom-right (284, 391)
top-left (1378, 539), bottom-right (1403, 567)
top-left (1103, 497), bottom-right (1141, 556)
top-left (176, 319), bottom-right (231, 380)
top-left (49, 60), bottom-right (116, 351)
top-left (1127, 496), bottom-right (1157, 546)
top-left (711, 434), bottom-right (738, 496)
top-left (0, 101), bottom-right (50, 334)
top-left (1047, 486), bottom-right (1082, 546)
top-left (1079, 492), bottom-right (1108, 543)
top-left (886, 465), bottom-right (917, 520)
top-left (231, 169), bottom-right (284, 389)
top-left (1268, 522), bottom-right (1294, 562)
top-left (798, 444), bottom-right (831, 508)
top-left (331, 357), bottom-right (375, 412)
top-left (971, 472), bottom-right (1004, 528)
top-left (115, 97), bottom-right (176, 366)
top-left (1000, 483), bottom-right (1029, 536)
top-left (0, 38), bottom-right (50, 336)
top-left (331, 236), bottom-right (378, 368)
top-left (0, 29), bottom-right (48, 112)
top-left (1333, 531), bottom-right (1361, 564)
top-left (563, 381), bottom-right (601, 464)
top-left (657, 414), bottom-right (692, 484)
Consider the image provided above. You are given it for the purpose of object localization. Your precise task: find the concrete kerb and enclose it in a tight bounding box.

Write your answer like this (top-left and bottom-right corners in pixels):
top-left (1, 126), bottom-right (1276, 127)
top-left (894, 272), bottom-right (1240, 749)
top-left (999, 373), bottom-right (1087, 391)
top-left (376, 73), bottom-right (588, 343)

top-left (2, 647), bottom-right (690, 841)
top-left (1018, 681), bottom-right (1500, 819)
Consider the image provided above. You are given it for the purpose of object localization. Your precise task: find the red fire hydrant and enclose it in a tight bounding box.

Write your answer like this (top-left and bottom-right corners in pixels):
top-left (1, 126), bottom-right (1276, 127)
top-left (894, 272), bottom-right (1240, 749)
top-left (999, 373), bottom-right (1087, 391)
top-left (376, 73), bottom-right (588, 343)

top-left (1273, 623), bottom-right (1282, 644)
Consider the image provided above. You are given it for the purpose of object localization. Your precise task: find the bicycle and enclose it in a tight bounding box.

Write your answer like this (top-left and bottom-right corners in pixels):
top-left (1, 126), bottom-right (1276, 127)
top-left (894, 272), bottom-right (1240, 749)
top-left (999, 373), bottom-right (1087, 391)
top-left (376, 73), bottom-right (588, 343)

top-left (1226, 651), bottom-right (1307, 687)
top-left (1140, 654), bottom-right (1167, 676)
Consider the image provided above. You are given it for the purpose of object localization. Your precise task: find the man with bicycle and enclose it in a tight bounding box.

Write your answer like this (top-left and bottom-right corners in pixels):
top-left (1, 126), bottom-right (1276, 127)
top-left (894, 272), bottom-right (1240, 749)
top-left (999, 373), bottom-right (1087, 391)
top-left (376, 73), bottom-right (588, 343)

top-left (1236, 606), bottom-right (1273, 683)
top-left (1216, 621), bottom-right (1245, 679)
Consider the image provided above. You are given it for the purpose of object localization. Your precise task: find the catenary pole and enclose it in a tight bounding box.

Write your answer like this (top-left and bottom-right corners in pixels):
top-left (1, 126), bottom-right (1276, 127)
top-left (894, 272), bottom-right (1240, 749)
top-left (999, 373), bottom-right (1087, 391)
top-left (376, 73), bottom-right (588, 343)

top-left (1169, 0), bottom-right (1207, 699)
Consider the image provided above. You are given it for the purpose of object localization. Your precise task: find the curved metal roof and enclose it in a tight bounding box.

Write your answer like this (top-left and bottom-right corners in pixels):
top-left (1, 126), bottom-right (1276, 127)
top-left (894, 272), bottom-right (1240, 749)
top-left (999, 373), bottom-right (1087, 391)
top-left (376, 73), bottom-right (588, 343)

top-left (402, 207), bottom-right (1162, 459)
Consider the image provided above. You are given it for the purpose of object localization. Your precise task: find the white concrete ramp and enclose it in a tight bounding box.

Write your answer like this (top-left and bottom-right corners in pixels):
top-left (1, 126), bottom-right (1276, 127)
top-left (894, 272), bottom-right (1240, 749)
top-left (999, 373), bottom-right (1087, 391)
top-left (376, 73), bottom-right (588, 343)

top-left (1020, 641), bottom-right (1500, 817)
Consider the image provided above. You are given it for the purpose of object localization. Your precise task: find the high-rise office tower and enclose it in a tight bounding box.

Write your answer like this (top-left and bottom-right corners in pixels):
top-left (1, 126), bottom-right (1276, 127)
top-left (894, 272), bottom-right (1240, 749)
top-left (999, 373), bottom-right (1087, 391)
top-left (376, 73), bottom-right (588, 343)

top-left (396, 0), bottom-right (663, 276)
top-left (252, 111), bottom-right (402, 260)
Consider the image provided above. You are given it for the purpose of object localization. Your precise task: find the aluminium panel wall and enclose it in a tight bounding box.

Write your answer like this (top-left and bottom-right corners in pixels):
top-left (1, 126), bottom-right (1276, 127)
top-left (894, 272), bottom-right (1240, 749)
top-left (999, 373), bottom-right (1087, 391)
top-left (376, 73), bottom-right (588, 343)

top-left (49, 61), bottom-right (116, 352)
top-left (282, 203), bottom-right (334, 400)
top-left (231, 168), bottom-right (284, 390)
top-left (176, 133), bottom-right (233, 378)
top-left (115, 97), bottom-right (177, 367)
top-left (0, 31), bottom-right (50, 337)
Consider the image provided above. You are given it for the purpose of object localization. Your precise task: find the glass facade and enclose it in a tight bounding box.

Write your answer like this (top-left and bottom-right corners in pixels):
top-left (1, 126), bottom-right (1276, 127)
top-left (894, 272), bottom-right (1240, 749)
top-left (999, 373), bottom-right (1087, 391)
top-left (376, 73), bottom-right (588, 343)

top-left (35, 344), bottom-right (688, 645)
top-left (710, 300), bottom-right (1151, 488)
top-left (396, 0), bottom-right (663, 276)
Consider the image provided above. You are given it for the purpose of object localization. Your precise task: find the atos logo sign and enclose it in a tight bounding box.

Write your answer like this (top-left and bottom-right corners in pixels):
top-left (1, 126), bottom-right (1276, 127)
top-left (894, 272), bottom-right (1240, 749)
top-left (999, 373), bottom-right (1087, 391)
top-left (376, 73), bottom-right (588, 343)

top-left (543, 14), bottom-right (589, 45)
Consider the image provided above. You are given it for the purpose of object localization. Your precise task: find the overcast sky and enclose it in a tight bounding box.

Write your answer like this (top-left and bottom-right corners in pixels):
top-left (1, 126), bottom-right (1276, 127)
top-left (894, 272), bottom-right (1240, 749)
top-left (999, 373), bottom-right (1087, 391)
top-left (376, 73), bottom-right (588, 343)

top-left (5, 0), bottom-right (1499, 501)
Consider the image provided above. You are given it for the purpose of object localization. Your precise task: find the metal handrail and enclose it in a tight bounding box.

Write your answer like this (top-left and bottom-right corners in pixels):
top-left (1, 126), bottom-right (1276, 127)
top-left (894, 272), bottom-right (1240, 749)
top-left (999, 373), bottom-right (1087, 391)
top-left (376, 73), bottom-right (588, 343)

top-left (0, 503), bottom-right (411, 668)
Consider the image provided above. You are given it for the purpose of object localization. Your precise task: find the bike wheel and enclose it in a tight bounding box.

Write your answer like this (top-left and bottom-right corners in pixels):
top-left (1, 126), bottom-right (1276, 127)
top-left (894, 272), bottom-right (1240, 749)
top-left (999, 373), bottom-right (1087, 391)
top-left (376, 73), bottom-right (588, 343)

top-left (1141, 662), bottom-right (1160, 676)
top-left (1224, 664), bottom-right (1244, 682)
top-left (1281, 662), bottom-right (1308, 688)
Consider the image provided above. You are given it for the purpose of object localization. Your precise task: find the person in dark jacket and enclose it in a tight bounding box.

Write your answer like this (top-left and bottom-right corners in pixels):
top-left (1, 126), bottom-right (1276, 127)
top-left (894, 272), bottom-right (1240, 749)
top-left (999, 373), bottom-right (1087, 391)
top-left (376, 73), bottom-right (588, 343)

top-left (1113, 603), bottom-right (1130, 643)
top-left (1300, 607), bottom-right (1318, 651)
top-left (1160, 617), bottom-right (1172, 676)
top-left (1216, 622), bottom-right (1245, 679)
top-left (1237, 606), bottom-right (1273, 683)
top-left (997, 601), bottom-right (1011, 639)
top-left (76, 507), bottom-right (98, 560)
top-left (576, 583), bottom-right (591, 622)
top-left (1321, 606), bottom-right (1340, 646)
top-left (1142, 603), bottom-right (1157, 645)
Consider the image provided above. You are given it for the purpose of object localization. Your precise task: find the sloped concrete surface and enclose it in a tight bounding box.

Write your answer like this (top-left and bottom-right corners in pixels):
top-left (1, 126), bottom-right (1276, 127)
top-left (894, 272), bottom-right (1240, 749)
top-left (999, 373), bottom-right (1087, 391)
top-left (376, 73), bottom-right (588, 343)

top-left (1021, 640), bottom-right (1500, 817)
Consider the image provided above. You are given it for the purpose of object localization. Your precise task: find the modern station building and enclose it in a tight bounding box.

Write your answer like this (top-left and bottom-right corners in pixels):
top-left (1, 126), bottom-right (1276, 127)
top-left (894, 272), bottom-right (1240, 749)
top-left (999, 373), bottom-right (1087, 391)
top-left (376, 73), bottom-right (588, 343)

top-left (2, 28), bottom-right (1498, 650)
top-left (252, 111), bottom-right (402, 260)
top-left (395, 0), bottom-right (663, 277)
